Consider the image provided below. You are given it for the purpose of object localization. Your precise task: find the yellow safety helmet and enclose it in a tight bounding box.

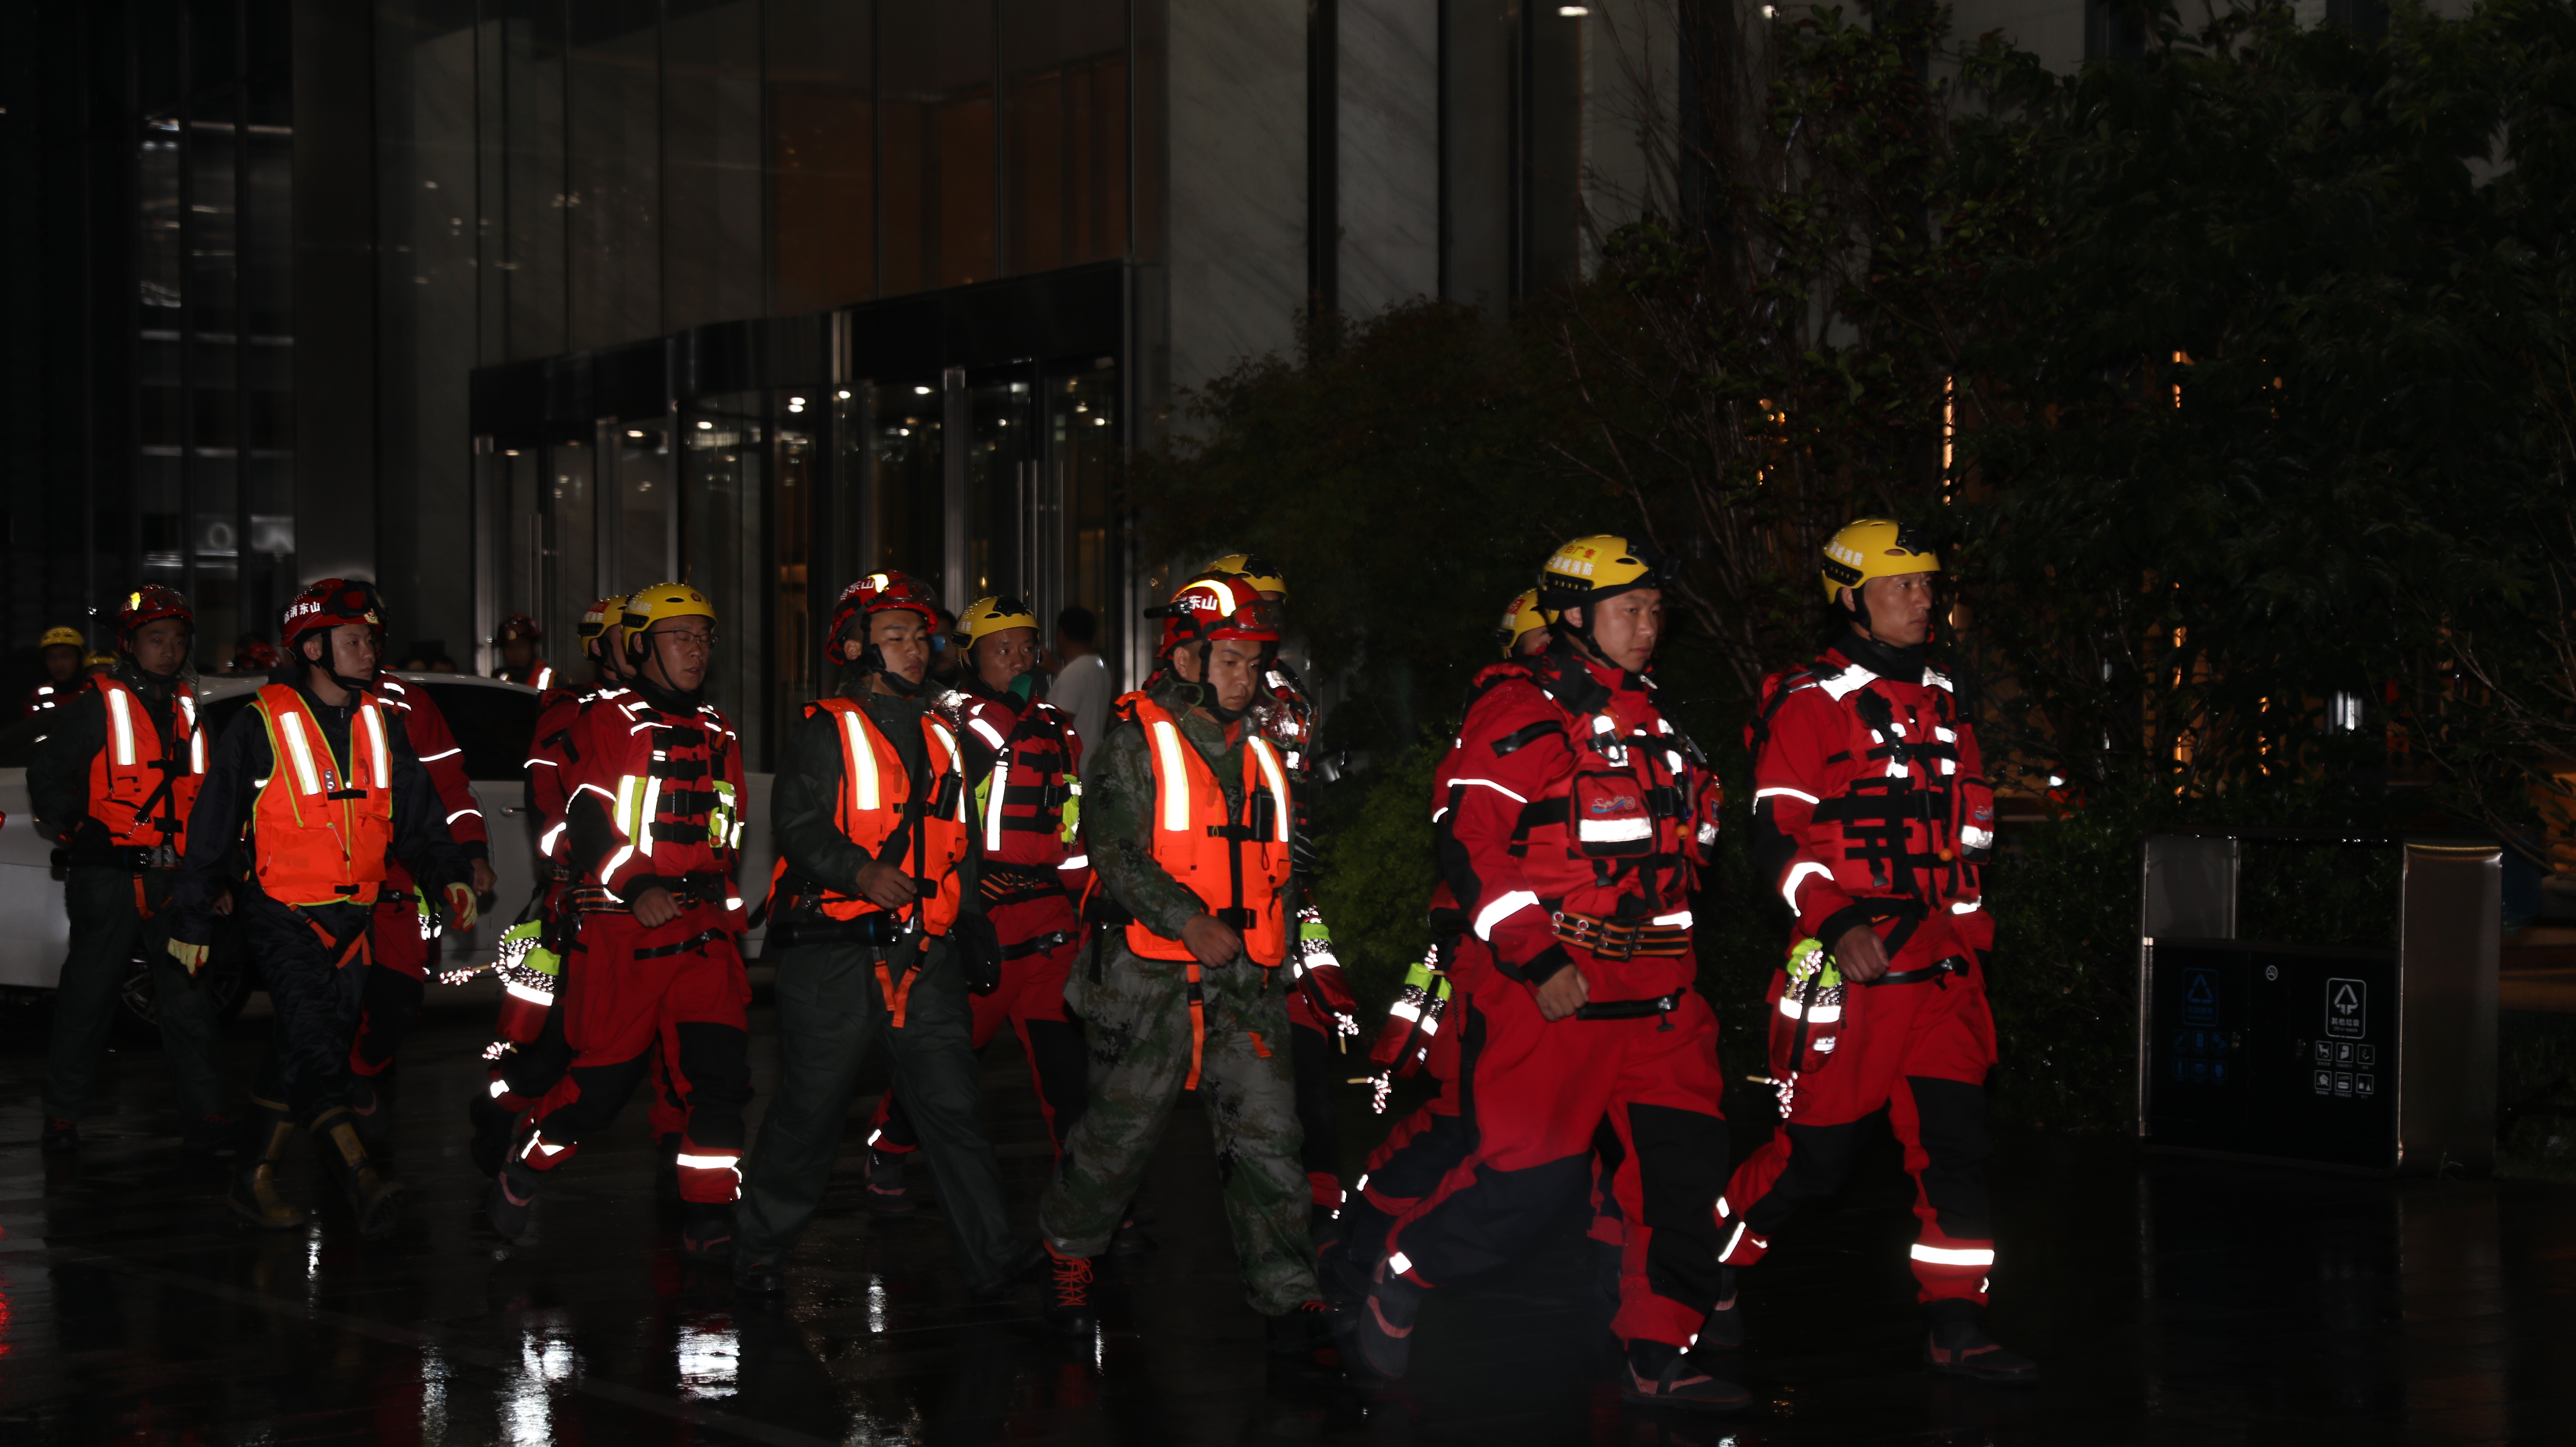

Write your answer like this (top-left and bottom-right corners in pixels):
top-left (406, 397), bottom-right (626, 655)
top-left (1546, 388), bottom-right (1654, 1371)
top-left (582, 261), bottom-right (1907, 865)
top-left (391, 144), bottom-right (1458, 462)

top-left (1536, 534), bottom-right (1672, 623)
top-left (621, 582), bottom-right (716, 662)
top-left (83, 652), bottom-right (118, 672)
top-left (578, 594), bottom-right (628, 644)
top-left (957, 595), bottom-right (1042, 649)
top-left (1819, 518), bottom-right (1940, 603)
top-left (1203, 553), bottom-right (1290, 597)
top-left (1497, 588), bottom-right (1548, 656)
top-left (39, 626), bottom-right (85, 651)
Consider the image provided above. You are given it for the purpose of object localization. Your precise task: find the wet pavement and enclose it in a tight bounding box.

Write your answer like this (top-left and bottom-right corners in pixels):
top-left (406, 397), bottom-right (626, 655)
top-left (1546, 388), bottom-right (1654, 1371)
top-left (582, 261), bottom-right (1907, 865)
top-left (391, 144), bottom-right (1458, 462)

top-left (0, 984), bottom-right (2571, 1445)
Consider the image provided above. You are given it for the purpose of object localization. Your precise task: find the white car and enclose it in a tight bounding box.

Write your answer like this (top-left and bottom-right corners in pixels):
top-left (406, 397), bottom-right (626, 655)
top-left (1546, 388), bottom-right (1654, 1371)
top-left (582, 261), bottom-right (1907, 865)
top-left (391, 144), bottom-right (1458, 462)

top-left (0, 672), bottom-right (772, 1033)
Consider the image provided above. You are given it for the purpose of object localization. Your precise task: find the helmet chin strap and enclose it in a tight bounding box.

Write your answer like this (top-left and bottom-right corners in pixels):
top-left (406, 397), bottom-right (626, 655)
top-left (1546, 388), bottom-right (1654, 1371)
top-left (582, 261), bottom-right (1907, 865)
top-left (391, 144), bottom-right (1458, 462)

top-left (302, 639), bottom-right (376, 697)
top-left (1842, 588), bottom-right (1936, 650)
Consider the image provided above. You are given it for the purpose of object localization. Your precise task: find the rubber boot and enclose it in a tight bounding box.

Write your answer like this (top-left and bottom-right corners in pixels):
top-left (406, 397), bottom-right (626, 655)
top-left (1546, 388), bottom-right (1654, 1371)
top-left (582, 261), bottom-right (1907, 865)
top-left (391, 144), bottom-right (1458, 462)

top-left (226, 1098), bottom-right (309, 1230)
top-left (310, 1106), bottom-right (408, 1240)
top-left (486, 1154), bottom-right (540, 1242)
top-left (1923, 1298), bottom-right (2041, 1384)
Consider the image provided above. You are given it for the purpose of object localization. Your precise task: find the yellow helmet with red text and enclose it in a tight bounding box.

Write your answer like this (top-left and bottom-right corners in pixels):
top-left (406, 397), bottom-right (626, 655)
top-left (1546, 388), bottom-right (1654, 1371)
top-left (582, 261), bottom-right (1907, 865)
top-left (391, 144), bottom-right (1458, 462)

top-left (1497, 588), bottom-right (1548, 656)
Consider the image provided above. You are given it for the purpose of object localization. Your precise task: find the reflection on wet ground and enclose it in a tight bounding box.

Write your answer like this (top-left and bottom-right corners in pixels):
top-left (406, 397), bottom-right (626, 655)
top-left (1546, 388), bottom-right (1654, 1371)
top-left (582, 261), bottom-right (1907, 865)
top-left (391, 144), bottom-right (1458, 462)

top-left (0, 988), bottom-right (2568, 1445)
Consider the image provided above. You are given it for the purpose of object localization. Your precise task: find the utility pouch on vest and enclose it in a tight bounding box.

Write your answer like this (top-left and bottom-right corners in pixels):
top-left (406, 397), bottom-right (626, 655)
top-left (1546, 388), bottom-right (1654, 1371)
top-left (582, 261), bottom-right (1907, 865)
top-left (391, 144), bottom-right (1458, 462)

top-left (1571, 767), bottom-right (1656, 858)
top-left (955, 911), bottom-right (1004, 994)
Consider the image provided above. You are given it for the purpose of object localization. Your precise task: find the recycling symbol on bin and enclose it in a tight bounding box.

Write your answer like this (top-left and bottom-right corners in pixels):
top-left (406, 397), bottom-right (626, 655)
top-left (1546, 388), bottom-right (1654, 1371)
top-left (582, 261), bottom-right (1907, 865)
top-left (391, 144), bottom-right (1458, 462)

top-left (2182, 968), bottom-right (2218, 1027)
top-left (2324, 977), bottom-right (2366, 1040)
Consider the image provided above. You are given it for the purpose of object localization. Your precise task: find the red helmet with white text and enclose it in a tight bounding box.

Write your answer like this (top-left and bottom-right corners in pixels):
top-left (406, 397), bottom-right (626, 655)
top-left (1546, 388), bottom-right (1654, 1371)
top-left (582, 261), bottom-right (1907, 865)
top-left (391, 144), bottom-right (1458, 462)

top-left (1152, 574), bottom-right (1278, 658)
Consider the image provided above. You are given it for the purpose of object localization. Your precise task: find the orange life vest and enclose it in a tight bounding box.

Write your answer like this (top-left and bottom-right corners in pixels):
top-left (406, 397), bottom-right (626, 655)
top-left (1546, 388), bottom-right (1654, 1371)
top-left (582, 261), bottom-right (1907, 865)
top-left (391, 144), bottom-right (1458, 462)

top-left (86, 674), bottom-right (205, 849)
top-left (806, 696), bottom-right (972, 936)
top-left (1117, 693), bottom-right (1295, 968)
top-left (249, 684), bottom-right (396, 907)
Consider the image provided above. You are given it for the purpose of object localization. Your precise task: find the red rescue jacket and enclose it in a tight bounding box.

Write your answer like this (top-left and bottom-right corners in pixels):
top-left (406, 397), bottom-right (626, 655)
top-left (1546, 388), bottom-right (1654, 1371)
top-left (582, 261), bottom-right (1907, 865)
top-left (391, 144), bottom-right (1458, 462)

top-left (567, 687), bottom-right (747, 918)
top-left (1750, 643), bottom-right (1996, 970)
top-left (374, 676), bottom-right (488, 906)
top-left (1430, 649), bottom-right (1721, 1001)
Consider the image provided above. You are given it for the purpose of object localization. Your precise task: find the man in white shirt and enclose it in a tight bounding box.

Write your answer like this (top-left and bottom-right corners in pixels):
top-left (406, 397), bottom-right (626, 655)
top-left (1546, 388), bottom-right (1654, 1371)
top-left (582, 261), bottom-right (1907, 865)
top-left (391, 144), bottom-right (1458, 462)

top-left (1048, 605), bottom-right (1111, 747)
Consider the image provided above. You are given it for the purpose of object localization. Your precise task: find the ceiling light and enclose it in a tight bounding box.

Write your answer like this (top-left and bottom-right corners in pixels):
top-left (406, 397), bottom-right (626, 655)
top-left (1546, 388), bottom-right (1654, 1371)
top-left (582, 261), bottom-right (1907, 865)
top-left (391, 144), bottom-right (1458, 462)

top-left (914, 385), bottom-right (933, 395)
top-left (697, 420), bottom-right (713, 430)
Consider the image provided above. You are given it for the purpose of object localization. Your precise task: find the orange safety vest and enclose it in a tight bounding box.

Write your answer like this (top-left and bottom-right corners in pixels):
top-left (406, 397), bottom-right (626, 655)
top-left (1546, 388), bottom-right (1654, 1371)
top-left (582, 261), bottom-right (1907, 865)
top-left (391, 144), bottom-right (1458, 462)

top-left (86, 675), bottom-right (205, 848)
top-left (1117, 693), bottom-right (1295, 968)
top-left (249, 684), bottom-right (396, 908)
top-left (806, 696), bottom-right (972, 937)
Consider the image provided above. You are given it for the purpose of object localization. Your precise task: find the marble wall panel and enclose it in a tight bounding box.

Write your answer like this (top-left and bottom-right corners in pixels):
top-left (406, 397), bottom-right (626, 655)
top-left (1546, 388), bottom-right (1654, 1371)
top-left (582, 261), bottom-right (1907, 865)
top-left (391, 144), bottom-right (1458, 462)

top-left (1167, 0), bottom-right (1309, 397)
top-left (1338, 0), bottom-right (1439, 316)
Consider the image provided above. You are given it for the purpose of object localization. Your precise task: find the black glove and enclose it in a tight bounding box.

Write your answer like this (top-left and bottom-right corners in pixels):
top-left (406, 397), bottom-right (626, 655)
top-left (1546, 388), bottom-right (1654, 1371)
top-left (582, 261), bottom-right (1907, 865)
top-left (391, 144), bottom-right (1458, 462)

top-left (64, 816), bottom-right (116, 864)
top-left (955, 912), bottom-right (1004, 994)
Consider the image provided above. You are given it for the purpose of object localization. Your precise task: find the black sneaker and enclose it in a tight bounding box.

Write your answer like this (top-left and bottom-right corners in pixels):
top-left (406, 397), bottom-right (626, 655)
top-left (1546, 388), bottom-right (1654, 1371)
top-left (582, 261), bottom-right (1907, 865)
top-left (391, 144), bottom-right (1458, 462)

top-left (734, 1249), bottom-right (786, 1296)
top-left (1266, 1299), bottom-right (1334, 1357)
top-left (865, 1147), bottom-right (913, 1217)
top-left (1040, 1243), bottom-right (1096, 1336)
top-left (485, 1157), bottom-right (539, 1242)
top-left (1924, 1304), bottom-right (2040, 1385)
top-left (1621, 1339), bottom-right (1750, 1412)
top-left (1341, 1258), bottom-right (1425, 1383)
top-left (347, 1075), bottom-right (393, 1149)
top-left (39, 1117), bottom-right (77, 1153)
top-left (680, 1201), bottom-right (735, 1262)
top-left (467, 1096), bottom-right (517, 1179)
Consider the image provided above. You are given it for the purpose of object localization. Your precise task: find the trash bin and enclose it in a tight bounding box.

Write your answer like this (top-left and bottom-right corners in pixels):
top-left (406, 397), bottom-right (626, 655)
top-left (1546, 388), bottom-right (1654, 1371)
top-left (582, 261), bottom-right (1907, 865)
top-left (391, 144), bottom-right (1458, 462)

top-left (2137, 830), bottom-right (2500, 1175)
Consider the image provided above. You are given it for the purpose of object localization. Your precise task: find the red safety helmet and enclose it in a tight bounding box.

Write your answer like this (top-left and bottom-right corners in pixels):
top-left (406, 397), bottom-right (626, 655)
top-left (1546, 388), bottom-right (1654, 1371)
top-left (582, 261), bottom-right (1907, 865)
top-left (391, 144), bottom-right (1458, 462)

top-left (495, 612), bottom-right (544, 645)
top-left (281, 578), bottom-right (387, 651)
top-left (118, 586), bottom-right (195, 645)
top-left (827, 571), bottom-right (945, 646)
top-left (232, 638), bottom-right (281, 672)
top-left (1153, 574), bottom-right (1278, 657)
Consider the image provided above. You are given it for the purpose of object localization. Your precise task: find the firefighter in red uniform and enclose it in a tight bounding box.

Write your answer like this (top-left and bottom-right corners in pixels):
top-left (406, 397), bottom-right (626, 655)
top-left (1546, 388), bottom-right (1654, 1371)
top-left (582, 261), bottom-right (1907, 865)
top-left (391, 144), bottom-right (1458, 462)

top-left (347, 615), bottom-right (500, 1148)
top-left (861, 596), bottom-right (1091, 1211)
top-left (491, 613), bottom-right (554, 691)
top-left (468, 594), bottom-right (636, 1175)
top-left (26, 591), bottom-right (228, 1155)
top-left (1339, 536), bottom-right (1740, 1411)
top-left (1199, 555), bottom-right (1363, 1240)
top-left (1717, 518), bottom-right (2036, 1384)
top-left (1335, 588), bottom-right (1557, 1285)
top-left (170, 580), bottom-right (475, 1236)
top-left (486, 583), bottom-right (752, 1262)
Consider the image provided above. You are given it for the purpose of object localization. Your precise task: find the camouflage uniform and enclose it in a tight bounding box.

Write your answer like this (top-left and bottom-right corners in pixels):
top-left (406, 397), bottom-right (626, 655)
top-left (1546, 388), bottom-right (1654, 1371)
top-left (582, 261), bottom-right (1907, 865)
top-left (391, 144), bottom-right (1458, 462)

top-left (1038, 677), bottom-right (1319, 1315)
